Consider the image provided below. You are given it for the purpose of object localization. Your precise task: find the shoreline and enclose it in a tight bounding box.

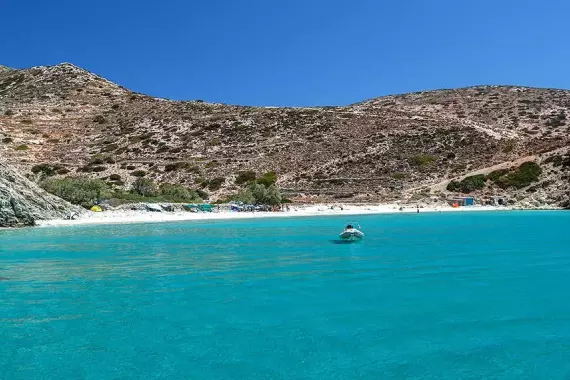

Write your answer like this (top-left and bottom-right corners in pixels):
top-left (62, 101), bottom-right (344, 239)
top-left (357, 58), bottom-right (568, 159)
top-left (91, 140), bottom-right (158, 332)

top-left (35, 204), bottom-right (519, 228)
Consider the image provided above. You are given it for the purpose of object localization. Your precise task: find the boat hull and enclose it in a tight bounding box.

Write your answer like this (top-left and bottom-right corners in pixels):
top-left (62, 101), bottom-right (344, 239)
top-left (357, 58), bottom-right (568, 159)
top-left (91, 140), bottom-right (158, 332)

top-left (339, 229), bottom-right (365, 241)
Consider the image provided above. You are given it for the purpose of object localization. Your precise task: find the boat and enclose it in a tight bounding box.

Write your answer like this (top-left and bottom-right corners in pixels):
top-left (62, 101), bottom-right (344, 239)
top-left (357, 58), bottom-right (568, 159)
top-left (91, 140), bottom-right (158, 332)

top-left (339, 223), bottom-right (365, 241)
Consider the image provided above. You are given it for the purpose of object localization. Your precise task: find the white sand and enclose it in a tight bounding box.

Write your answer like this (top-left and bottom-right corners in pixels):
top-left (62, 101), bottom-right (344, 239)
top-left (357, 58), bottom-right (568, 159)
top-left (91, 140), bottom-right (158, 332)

top-left (37, 204), bottom-right (509, 228)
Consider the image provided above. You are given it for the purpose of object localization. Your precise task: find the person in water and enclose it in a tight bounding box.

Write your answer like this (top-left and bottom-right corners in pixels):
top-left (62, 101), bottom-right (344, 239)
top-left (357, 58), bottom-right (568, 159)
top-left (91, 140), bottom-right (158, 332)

top-left (346, 224), bottom-right (353, 230)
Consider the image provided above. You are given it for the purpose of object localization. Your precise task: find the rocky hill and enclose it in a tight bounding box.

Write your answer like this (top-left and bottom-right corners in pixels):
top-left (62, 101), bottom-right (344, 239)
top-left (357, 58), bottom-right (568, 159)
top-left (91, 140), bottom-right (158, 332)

top-left (0, 161), bottom-right (82, 227)
top-left (1, 63), bottom-right (569, 207)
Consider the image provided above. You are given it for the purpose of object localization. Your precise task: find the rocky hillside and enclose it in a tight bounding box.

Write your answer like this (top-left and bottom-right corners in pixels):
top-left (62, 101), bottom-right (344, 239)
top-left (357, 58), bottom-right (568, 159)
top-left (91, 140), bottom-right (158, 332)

top-left (1, 63), bottom-right (569, 206)
top-left (0, 161), bottom-right (82, 227)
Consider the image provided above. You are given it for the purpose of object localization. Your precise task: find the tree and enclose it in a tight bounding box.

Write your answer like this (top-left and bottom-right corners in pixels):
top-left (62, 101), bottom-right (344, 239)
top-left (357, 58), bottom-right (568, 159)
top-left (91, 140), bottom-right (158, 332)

top-left (131, 178), bottom-right (157, 197)
top-left (265, 184), bottom-right (282, 205)
top-left (41, 177), bottom-right (112, 208)
top-left (159, 183), bottom-right (201, 203)
top-left (231, 188), bottom-right (255, 204)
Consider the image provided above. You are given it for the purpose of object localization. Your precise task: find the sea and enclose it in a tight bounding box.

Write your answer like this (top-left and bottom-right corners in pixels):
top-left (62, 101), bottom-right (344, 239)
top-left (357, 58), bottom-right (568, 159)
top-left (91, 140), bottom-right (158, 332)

top-left (1, 211), bottom-right (570, 379)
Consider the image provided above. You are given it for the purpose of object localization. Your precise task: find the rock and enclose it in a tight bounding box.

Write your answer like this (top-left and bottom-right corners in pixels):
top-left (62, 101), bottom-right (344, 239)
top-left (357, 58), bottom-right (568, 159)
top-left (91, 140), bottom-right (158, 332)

top-left (0, 162), bottom-right (82, 227)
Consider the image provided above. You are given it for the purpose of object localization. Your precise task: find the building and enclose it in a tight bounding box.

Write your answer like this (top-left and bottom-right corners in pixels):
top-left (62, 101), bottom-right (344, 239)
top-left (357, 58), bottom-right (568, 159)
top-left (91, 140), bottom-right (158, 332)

top-left (449, 196), bottom-right (475, 207)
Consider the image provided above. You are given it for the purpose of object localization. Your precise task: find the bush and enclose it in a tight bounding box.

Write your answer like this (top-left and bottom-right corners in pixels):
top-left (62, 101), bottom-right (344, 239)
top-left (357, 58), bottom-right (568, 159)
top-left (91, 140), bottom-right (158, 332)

top-left (159, 184), bottom-right (202, 203)
top-left (1, 137), bottom-right (13, 143)
top-left (231, 188), bottom-right (256, 204)
top-left (91, 166), bottom-right (106, 172)
top-left (41, 177), bottom-right (111, 208)
top-left (487, 169), bottom-right (510, 182)
top-left (131, 178), bottom-right (157, 196)
top-left (410, 154), bottom-right (437, 167)
top-left (391, 172), bottom-right (407, 180)
top-left (196, 188), bottom-right (209, 200)
top-left (446, 174), bottom-right (487, 193)
top-left (235, 170), bottom-right (257, 185)
top-left (164, 162), bottom-right (189, 172)
top-left (208, 177), bottom-right (225, 191)
top-left (231, 183), bottom-right (282, 205)
top-left (495, 162), bottom-right (542, 189)
top-left (93, 115), bottom-right (107, 124)
top-left (4, 109), bottom-right (14, 116)
top-left (257, 171), bottom-right (277, 187)
top-left (14, 144), bottom-right (29, 151)
top-left (109, 174), bottom-right (121, 181)
top-left (31, 163), bottom-right (64, 177)
top-left (131, 170), bottom-right (147, 177)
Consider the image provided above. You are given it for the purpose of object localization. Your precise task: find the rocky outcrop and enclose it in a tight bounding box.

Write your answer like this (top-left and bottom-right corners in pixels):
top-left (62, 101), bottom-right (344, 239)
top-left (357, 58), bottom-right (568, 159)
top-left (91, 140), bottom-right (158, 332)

top-left (0, 162), bottom-right (82, 227)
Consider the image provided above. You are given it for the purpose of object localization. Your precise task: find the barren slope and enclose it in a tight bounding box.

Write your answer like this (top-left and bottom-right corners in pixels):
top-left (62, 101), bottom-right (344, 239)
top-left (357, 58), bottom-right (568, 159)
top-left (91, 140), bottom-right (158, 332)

top-left (1, 63), bottom-right (569, 206)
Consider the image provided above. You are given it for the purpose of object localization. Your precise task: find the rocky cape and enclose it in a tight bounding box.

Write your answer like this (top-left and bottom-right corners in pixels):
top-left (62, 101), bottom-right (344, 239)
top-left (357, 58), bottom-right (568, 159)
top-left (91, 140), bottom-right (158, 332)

top-left (0, 63), bottom-right (569, 207)
top-left (0, 161), bottom-right (82, 227)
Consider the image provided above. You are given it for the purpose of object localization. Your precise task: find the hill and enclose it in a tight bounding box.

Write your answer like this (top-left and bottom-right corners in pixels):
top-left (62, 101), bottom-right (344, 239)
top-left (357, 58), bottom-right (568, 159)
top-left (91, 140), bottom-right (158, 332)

top-left (1, 63), bottom-right (569, 207)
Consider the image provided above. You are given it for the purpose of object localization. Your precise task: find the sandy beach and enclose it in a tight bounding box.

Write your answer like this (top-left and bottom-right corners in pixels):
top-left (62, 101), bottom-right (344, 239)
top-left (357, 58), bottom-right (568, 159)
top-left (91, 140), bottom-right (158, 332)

top-left (36, 203), bottom-right (511, 228)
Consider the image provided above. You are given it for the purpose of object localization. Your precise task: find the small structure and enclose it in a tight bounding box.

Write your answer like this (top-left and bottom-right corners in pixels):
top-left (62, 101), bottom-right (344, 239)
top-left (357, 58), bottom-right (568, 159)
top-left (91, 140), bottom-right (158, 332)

top-left (450, 196), bottom-right (475, 207)
top-left (490, 196), bottom-right (507, 206)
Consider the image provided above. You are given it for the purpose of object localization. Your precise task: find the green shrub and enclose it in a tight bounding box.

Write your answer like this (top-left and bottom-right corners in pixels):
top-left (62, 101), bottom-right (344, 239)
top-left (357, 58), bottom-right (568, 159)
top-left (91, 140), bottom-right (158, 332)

top-left (131, 170), bottom-right (146, 177)
top-left (446, 174), bottom-right (487, 193)
top-left (496, 162), bottom-right (542, 189)
top-left (231, 183), bottom-right (282, 205)
top-left (235, 170), bottom-right (257, 185)
top-left (196, 188), bottom-right (209, 200)
top-left (208, 177), bottom-right (225, 191)
top-left (56, 168), bottom-right (70, 175)
top-left (410, 154), bottom-right (437, 167)
top-left (14, 144), bottom-right (29, 151)
top-left (131, 177), bottom-right (157, 196)
top-left (208, 137), bottom-right (221, 146)
top-left (91, 166), bottom-right (106, 173)
top-left (1, 137), bottom-right (13, 143)
top-left (257, 171), bottom-right (277, 187)
top-left (487, 169), bottom-right (510, 182)
top-left (502, 140), bottom-right (516, 153)
top-left (109, 174), bottom-right (121, 181)
top-left (159, 183), bottom-right (202, 203)
top-left (164, 162), bottom-right (189, 172)
top-left (41, 177), bottom-right (111, 208)
top-left (4, 109), bottom-right (14, 116)
top-left (93, 115), bottom-right (107, 124)
top-left (31, 163), bottom-right (64, 177)
top-left (391, 172), bottom-right (407, 180)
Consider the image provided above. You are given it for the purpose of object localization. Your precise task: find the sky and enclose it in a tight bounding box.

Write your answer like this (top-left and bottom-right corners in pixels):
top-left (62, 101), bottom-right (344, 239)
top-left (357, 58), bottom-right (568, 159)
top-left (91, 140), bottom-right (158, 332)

top-left (2, 0), bottom-right (570, 106)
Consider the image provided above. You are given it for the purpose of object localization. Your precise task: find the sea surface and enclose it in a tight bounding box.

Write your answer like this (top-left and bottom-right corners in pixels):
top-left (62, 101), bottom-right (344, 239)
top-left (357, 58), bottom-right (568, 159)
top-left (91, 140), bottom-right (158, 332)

top-left (1, 211), bottom-right (570, 379)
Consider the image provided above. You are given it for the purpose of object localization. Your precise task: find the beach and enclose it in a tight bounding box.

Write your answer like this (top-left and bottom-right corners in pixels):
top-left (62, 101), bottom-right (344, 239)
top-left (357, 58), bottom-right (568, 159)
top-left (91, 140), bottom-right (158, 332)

top-left (36, 203), bottom-right (510, 227)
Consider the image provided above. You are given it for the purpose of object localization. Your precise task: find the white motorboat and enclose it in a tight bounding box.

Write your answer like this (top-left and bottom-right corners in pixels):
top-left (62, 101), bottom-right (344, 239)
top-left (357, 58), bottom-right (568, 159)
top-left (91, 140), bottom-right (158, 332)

top-left (339, 223), bottom-right (365, 241)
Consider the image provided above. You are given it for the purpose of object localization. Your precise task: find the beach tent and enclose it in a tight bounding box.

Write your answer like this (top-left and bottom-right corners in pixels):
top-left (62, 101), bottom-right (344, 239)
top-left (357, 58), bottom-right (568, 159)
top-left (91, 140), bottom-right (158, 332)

top-left (146, 204), bottom-right (162, 212)
top-left (91, 205), bottom-right (103, 212)
top-left (198, 204), bottom-right (213, 212)
top-left (183, 204), bottom-right (199, 212)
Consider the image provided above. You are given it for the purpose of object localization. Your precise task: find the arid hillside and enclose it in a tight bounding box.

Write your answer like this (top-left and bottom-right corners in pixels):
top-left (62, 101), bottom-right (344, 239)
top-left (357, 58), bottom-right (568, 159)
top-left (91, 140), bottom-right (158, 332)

top-left (1, 63), bottom-right (569, 206)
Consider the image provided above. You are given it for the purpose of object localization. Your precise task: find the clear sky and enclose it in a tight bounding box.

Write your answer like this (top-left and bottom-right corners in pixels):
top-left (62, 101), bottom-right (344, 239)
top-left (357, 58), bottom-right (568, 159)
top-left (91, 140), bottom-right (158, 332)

top-left (2, 0), bottom-right (569, 106)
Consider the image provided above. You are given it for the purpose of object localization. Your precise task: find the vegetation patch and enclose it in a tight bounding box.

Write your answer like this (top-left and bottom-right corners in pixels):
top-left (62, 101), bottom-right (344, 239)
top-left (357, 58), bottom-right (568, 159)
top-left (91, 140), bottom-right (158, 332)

top-left (493, 162), bottom-right (542, 189)
top-left (41, 177), bottom-right (112, 208)
top-left (31, 163), bottom-right (64, 177)
top-left (410, 154), bottom-right (437, 167)
top-left (446, 174), bottom-right (487, 193)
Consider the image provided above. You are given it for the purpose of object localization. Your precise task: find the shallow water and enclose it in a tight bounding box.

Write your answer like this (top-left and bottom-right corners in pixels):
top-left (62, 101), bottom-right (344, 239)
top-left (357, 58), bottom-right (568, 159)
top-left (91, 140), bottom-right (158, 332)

top-left (2, 211), bottom-right (570, 379)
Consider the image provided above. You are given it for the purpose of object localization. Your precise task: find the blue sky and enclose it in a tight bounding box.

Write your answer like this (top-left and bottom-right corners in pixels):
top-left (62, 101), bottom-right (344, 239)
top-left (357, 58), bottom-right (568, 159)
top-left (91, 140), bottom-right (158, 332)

top-left (2, 0), bottom-right (569, 106)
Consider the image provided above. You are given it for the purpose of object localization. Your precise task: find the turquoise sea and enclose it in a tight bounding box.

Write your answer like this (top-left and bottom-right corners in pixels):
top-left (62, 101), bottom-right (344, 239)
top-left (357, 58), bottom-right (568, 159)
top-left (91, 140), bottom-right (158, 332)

top-left (2, 211), bottom-right (570, 379)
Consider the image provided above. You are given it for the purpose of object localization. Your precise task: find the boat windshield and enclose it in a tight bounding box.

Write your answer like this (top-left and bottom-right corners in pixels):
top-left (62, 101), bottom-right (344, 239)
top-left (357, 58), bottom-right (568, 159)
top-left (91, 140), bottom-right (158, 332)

top-left (346, 224), bottom-right (353, 229)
